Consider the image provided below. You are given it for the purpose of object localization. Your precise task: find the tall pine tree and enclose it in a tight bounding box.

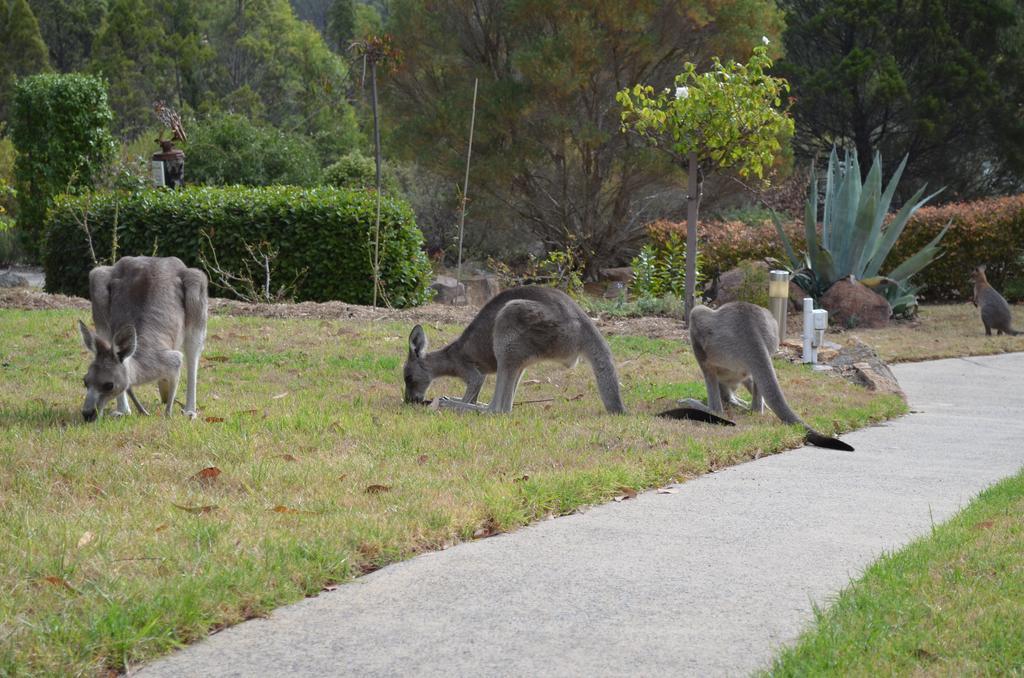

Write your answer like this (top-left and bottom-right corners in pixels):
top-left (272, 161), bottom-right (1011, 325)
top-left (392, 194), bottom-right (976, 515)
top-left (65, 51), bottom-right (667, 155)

top-left (0, 0), bottom-right (50, 122)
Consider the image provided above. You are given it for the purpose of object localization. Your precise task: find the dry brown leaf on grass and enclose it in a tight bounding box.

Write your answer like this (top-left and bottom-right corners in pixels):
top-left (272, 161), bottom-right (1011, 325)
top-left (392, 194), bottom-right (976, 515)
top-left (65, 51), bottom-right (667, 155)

top-left (974, 520), bottom-right (995, 530)
top-left (365, 484), bottom-right (391, 495)
top-left (269, 505), bottom-right (319, 515)
top-left (189, 467), bottom-right (222, 484)
top-left (613, 487), bottom-right (638, 502)
top-left (204, 416), bottom-right (225, 423)
top-left (38, 576), bottom-right (75, 591)
top-left (276, 453), bottom-right (299, 462)
top-left (76, 531), bottom-right (94, 548)
top-left (172, 503), bottom-right (219, 514)
top-left (205, 356), bottom-right (229, 363)
top-left (416, 454), bottom-right (429, 464)
top-left (154, 524), bottom-right (169, 532)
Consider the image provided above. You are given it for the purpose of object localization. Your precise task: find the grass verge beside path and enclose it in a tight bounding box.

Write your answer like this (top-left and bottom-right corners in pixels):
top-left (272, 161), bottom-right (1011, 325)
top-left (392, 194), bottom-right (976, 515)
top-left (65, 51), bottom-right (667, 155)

top-left (767, 468), bottom-right (1024, 676)
top-left (838, 303), bottom-right (1024, 363)
top-left (0, 308), bottom-right (903, 675)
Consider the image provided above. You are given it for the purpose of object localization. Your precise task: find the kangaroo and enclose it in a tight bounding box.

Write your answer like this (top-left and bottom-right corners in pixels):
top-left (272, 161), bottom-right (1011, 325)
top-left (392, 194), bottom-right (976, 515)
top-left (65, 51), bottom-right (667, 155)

top-left (404, 286), bottom-right (625, 414)
top-left (971, 265), bottom-right (1020, 336)
top-left (660, 302), bottom-right (854, 451)
top-left (78, 256), bottom-right (208, 421)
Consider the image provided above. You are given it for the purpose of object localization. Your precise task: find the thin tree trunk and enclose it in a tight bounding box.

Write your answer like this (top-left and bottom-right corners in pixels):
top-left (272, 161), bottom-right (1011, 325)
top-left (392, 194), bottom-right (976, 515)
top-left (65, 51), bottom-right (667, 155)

top-left (685, 151), bottom-right (699, 322)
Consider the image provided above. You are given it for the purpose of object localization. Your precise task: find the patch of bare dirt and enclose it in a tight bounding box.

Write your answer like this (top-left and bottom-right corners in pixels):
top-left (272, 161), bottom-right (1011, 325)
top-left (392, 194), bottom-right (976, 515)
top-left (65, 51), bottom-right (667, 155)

top-left (0, 288), bottom-right (688, 340)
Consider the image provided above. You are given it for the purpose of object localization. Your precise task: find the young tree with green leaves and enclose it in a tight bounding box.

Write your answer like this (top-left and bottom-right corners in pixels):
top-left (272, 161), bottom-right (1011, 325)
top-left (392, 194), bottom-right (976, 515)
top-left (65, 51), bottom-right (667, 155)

top-left (385, 0), bottom-right (784, 274)
top-left (617, 43), bottom-right (793, 318)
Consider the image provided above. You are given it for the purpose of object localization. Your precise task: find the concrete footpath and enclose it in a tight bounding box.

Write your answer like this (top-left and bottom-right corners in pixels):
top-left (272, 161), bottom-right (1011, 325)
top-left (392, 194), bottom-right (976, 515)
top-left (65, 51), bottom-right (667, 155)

top-left (140, 353), bottom-right (1024, 678)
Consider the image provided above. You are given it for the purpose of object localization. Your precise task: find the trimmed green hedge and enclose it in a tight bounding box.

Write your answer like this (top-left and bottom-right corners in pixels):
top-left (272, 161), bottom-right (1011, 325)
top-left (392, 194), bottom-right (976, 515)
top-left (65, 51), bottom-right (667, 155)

top-left (44, 186), bottom-right (433, 307)
top-left (651, 194), bottom-right (1024, 303)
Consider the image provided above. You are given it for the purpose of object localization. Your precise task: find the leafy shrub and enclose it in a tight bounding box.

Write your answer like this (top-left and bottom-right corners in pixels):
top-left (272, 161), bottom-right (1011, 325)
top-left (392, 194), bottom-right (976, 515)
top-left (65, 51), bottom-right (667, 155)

top-left (185, 113), bottom-right (323, 187)
top-left (10, 73), bottom-right (116, 260)
top-left (321, 152), bottom-right (400, 193)
top-left (44, 186), bottom-right (433, 307)
top-left (646, 218), bottom-right (805, 282)
top-left (631, 230), bottom-right (704, 299)
top-left (488, 248), bottom-right (584, 298)
top-left (579, 293), bottom-right (686, 319)
top-left (888, 194), bottom-right (1024, 302)
top-left (731, 260), bottom-right (771, 308)
top-left (651, 194), bottom-right (1024, 304)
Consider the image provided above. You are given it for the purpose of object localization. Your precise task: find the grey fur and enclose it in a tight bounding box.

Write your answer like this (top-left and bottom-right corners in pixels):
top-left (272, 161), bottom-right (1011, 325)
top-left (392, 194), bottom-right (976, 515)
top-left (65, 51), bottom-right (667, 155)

top-left (683, 302), bottom-right (853, 451)
top-left (78, 256), bottom-right (208, 421)
top-left (971, 265), bottom-right (1020, 336)
top-left (403, 286), bottom-right (625, 414)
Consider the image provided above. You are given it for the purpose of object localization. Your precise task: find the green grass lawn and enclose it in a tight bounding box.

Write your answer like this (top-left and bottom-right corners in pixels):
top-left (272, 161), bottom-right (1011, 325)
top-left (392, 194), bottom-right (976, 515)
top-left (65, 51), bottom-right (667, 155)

top-left (767, 468), bottom-right (1024, 676)
top-left (0, 308), bottom-right (904, 676)
top-left (837, 303), bottom-right (1024, 363)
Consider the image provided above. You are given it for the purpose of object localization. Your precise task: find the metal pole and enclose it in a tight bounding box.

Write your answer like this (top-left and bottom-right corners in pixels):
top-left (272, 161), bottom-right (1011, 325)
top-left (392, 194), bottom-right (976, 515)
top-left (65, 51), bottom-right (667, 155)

top-left (456, 78), bottom-right (479, 286)
top-left (768, 270), bottom-right (790, 349)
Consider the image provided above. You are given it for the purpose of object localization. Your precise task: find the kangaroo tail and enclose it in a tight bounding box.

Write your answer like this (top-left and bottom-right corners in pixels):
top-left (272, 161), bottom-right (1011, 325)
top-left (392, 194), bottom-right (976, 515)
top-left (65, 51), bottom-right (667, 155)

top-left (747, 343), bottom-right (855, 451)
top-left (581, 321), bottom-right (626, 414)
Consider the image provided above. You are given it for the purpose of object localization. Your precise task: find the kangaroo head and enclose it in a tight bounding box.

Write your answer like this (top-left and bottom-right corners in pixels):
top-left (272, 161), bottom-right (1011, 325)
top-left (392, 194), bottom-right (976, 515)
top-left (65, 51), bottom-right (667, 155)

top-left (403, 324), bottom-right (432, 405)
top-left (78, 320), bottom-right (137, 421)
top-left (971, 265), bottom-right (988, 284)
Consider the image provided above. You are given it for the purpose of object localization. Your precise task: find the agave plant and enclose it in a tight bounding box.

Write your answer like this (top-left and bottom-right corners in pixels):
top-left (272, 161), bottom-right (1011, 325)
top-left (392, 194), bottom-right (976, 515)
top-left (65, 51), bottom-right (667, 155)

top-left (774, 149), bottom-right (950, 316)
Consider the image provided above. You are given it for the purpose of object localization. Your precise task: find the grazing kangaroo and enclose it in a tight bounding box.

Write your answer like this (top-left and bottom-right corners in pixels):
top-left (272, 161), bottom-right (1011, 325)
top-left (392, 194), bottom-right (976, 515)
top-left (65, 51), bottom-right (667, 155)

top-left (404, 286), bottom-right (625, 414)
top-left (660, 302), bottom-right (854, 451)
top-left (78, 256), bottom-right (208, 421)
top-left (971, 265), bottom-right (1020, 336)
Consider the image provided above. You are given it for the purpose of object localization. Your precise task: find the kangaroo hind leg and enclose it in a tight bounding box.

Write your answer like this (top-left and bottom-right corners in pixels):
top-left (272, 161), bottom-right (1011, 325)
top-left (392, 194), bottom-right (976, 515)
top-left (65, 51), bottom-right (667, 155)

top-left (181, 269), bottom-right (208, 419)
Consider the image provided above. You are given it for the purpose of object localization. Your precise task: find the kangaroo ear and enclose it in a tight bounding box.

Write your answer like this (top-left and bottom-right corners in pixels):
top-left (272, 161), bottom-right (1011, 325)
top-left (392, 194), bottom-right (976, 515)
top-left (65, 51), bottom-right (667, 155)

top-left (112, 325), bottom-right (138, 363)
top-left (409, 325), bottom-right (428, 359)
top-left (79, 320), bottom-right (97, 354)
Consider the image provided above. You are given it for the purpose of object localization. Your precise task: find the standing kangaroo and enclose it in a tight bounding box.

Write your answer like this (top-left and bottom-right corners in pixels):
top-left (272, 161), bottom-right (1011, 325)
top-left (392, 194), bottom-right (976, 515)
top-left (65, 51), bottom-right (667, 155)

top-left (661, 302), bottom-right (854, 451)
top-left (971, 265), bottom-right (1020, 336)
top-left (404, 286), bottom-right (625, 414)
top-left (78, 256), bottom-right (208, 421)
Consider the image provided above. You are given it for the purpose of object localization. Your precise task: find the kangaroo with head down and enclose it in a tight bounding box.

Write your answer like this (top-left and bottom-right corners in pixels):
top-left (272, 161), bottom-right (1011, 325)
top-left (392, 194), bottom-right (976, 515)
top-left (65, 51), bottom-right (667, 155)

top-left (78, 256), bottom-right (208, 421)
top-left (971, 265), bottom-right (1021, 336)
top-left (404, 286), bottom-right (625, 414)
top-left (660, 302), bottom-right (854, 451)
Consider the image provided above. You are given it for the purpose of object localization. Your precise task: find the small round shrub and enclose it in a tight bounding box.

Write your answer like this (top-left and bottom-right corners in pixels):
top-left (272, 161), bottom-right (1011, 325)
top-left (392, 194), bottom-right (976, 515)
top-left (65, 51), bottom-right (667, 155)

top-left (185, 113), bottom-right (322, 187)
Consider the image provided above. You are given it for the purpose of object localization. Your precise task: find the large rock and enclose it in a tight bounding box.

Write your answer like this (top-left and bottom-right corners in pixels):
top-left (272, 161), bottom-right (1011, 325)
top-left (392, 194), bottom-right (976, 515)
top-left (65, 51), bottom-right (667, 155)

top-left (429, 275), bottom-right (465, 305)
top-left (598, 266), bottom-right (634, 283)
top-left (0, 270), bottom-right (29, 288)
top-left (463, 274), bottom-right (500, 307)
top-left (712, 261), bottom-right (769, 306)
top-left (820, 278), bottom-right (891, 329)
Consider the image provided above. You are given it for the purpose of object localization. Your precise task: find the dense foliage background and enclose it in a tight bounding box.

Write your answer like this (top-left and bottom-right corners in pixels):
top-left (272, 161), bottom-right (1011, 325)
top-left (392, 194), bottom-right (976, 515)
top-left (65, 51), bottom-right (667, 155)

top-left (1, 0), bottom-right (1022, 277)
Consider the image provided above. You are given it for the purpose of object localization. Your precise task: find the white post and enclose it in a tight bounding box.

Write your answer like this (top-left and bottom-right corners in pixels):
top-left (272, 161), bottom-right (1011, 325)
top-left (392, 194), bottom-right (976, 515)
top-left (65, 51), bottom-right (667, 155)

top-left (802, 297), bottom-right (815, 364)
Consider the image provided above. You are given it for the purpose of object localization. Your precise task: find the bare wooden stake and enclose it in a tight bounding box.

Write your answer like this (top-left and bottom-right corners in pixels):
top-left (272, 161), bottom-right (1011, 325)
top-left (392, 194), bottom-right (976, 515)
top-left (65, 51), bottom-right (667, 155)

top-left (456, 78), bottom-right (479, 286)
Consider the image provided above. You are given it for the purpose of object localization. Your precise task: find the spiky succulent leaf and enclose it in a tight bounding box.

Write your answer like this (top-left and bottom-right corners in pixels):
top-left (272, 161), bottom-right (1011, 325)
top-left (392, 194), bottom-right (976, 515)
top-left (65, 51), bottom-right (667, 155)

top-left (863, 185), bottom-right (942, 278)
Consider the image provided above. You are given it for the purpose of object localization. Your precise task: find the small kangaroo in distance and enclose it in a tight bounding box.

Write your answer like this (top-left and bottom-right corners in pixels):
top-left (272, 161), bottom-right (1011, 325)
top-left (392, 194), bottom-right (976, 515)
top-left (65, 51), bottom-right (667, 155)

top-left (971, 265), bottom-right (1021, 336)
top-left (78, 256), bottom-right (208, 421)
top-left (404, 286), bottom-right (626, 414)
top-left (661, 302), bottom-right (854, 451)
